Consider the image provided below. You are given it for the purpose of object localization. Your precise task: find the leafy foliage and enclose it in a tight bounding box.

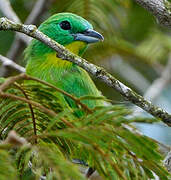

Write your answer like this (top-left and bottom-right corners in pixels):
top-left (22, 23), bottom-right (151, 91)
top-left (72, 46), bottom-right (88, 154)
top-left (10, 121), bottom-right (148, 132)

top-left (0, 77), bottom-right (169, 180)
top-left (0, 0), bottom-right (171, 179)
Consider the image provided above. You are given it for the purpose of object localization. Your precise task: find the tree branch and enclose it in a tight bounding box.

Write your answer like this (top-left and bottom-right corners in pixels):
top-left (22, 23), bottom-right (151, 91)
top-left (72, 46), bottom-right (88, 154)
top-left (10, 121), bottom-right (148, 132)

top-left (134, 0), bottom-right (171, 27)
top-left (1, 17), bottom-right (171, 126)
top-left (0, 54), bottom-right (25, 73)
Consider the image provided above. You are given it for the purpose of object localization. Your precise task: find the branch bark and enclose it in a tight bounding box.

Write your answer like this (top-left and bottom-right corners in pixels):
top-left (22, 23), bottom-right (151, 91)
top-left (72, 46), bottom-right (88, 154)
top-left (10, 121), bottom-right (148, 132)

top-left (134, 0), bottom-right (171, 27)
top-left (1, 17), bottom-right (171, 126)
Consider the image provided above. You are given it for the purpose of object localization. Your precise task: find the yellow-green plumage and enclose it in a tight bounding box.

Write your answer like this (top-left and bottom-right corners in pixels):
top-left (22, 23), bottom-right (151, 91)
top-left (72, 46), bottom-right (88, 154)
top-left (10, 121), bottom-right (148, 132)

top-left (25, 13), bottom-right (104, 115)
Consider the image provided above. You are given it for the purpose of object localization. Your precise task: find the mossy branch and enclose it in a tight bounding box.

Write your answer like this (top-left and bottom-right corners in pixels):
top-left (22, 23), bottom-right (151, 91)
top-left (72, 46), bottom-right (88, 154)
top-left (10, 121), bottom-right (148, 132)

top-left (1, 17), bottom-right (171, 126)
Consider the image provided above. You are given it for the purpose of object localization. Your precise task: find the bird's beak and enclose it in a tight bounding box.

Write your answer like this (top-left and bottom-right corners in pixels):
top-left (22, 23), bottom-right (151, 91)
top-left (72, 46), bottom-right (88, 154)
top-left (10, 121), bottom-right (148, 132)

top-left (73, 29), bottom-right (104, 43)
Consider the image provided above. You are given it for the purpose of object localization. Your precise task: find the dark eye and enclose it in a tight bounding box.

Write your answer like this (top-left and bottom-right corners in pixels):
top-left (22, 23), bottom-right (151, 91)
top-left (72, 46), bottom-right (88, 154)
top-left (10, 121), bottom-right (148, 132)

top-left (59, 21), bottom-right (71, 30)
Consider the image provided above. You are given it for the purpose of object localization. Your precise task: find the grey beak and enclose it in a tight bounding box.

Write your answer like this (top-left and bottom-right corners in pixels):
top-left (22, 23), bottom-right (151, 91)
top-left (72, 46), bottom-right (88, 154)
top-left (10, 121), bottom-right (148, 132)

top-left (73, 29), bottom-right (104, 43)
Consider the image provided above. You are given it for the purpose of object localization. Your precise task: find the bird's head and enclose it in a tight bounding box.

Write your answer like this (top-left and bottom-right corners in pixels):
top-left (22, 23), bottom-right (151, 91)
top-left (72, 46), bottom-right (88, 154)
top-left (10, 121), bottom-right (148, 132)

top-left (25, 13), bottom-right (103, 59)
top-left (39, 13), bottom-right (103, 46)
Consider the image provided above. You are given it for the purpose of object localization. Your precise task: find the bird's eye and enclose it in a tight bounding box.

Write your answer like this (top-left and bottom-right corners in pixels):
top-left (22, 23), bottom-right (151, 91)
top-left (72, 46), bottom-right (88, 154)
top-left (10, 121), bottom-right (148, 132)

top-left (59, 21), bottom-right (71, 30)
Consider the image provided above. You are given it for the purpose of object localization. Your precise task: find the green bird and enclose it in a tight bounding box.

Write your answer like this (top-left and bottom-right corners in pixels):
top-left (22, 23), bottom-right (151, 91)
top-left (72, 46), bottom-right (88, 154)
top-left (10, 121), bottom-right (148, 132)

top-left (25, 13), bottom-right (104, 114)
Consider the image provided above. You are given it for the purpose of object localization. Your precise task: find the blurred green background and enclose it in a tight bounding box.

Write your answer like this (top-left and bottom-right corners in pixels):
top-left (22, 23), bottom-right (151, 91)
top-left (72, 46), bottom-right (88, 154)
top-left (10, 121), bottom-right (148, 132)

top-left (1, 0), bottom-right (171, 144)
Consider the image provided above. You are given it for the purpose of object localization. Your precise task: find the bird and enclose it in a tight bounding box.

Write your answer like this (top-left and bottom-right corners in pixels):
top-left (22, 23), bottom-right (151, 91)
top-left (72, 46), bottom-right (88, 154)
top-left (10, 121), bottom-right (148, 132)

top-left (24, 12), bottom-right (105, 179)
top-left (25, 12), bottom-right (105, 115)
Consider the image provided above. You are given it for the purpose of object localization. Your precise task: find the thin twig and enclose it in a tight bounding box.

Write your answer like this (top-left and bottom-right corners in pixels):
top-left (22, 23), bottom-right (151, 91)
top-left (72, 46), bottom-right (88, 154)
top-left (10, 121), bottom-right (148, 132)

top-left (0, 91), bottom-right (56, 117)
top-left (0, 54), bottom-right (25, 73)
top-left (14, 83), bottom-right (37, 144)
top-left (25, 76), bottom-right (93, 114)
top-left (0, 73), bottom-right (27, 91)
top-left (0, 74), bottom-right (56, 117)
top-left (0, 73), bottom-right (92, 113)
top-left (0, 73), bottom-right (89, 128)
top-left (1, 18), bottom-right (171, 126)
top-left (60, 118), bottom-right (75, 128)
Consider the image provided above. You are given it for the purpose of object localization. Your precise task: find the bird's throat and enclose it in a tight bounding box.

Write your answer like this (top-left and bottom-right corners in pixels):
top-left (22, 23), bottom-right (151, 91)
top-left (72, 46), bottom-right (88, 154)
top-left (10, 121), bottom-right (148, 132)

top-left (46, 41), bottom-right (87, 67)
top-left (65, 41), bottom-right (87, 55)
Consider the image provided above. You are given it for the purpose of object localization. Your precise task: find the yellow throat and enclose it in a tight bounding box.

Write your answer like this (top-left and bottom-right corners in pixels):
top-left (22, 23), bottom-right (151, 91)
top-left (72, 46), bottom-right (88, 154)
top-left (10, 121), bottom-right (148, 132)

top-left (45, 41), bottom-right (87, 67)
